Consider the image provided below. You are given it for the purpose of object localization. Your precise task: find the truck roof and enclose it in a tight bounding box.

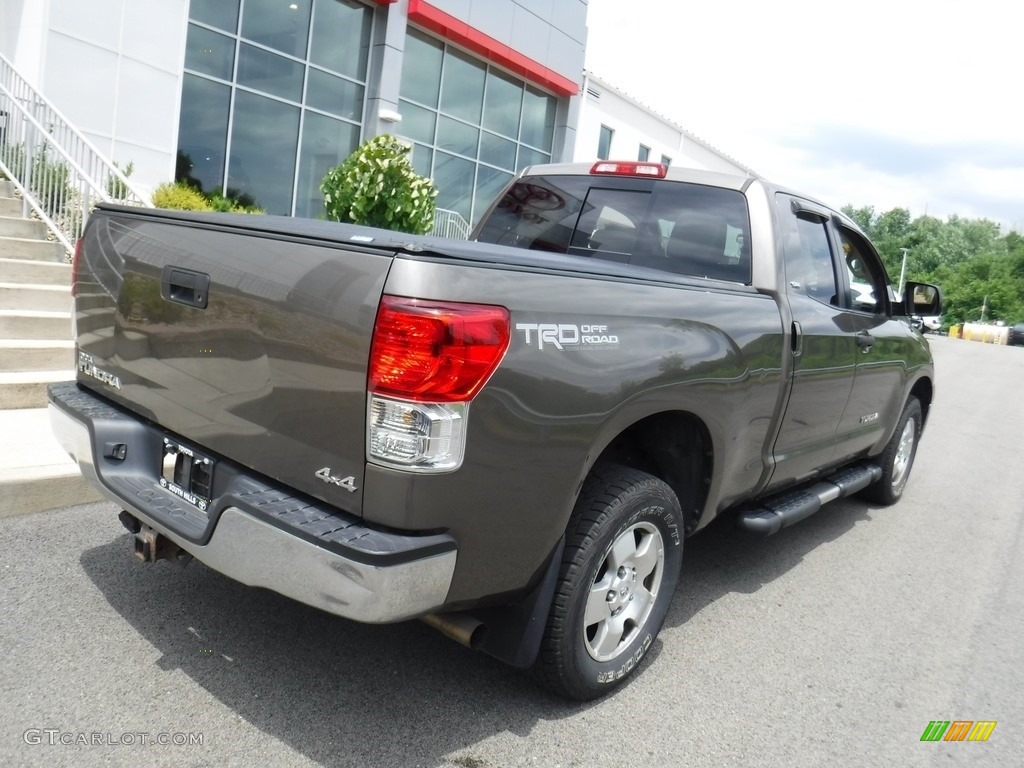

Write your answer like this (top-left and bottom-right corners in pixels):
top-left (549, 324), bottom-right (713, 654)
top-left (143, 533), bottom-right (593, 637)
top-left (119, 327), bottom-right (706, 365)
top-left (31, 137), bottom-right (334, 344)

top-left (521, 161), bottom-right (758, 192)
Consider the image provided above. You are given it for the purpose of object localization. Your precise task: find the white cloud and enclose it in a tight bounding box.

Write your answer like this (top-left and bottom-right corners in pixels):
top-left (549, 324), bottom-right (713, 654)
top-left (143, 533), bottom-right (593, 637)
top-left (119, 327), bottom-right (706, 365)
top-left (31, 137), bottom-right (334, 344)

top-left (585, 0), bottom-right (1024, 227)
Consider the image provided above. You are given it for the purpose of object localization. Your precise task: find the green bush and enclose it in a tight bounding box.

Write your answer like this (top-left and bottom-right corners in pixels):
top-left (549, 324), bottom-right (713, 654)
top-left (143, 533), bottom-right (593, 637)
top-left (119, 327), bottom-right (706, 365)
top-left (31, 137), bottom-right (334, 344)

top-left (209, 192), bottom-right (263, 214)
top-left (1, 143), bottom-right (26, 181)
top-left (1, 142), bottom-right (74, 220)
top-left (152, 182), bottom-right (263, 214)
top-left (153, 182), bottom-right (211, 211)
top-left (28, 144), bottom-right (73, 219)
top-left (106, 161), bottom-right (135, 199)
top-left (321, 134), bottom-right (437, 234)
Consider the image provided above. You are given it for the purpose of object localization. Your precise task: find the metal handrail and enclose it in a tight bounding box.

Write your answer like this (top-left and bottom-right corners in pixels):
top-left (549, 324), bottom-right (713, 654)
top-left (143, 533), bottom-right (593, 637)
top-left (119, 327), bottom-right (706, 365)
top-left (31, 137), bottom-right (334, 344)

top-left (432, 207), bottom-right (471, 240)
top-left (0, 51), bottom-right (152, 256)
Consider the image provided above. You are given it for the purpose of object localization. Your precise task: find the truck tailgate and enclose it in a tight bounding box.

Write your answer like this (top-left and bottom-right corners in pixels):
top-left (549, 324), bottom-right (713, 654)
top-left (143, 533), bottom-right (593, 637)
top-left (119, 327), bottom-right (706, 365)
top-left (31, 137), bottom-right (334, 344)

top-left (75, 208), bottom-right (394, 516)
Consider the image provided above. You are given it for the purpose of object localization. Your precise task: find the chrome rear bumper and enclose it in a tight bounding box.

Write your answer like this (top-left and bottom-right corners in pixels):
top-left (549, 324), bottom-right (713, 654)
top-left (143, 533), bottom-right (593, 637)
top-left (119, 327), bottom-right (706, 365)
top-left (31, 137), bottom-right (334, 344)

top-left (48, 382), bottom-right (457, 623)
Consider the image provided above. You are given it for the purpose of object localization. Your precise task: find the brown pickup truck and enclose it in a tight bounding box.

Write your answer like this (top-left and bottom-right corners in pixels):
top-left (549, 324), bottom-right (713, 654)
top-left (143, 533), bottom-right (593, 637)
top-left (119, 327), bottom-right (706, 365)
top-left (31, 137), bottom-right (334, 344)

top-left (50, 160), bottom-right (941, 699)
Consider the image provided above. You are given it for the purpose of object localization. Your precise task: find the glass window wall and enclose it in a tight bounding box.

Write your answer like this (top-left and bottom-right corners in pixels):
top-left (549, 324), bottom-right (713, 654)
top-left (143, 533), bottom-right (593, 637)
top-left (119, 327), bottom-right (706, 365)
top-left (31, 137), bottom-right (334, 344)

top-left (177, 0), bottom-right (371, 215)
top-left (398, 29), bottom-right (559, 226)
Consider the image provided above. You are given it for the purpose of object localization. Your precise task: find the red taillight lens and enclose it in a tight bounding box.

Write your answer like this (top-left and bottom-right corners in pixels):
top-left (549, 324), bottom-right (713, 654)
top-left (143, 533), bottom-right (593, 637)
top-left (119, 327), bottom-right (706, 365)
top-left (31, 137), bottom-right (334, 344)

top-left (590, 161), bottom-right (667, 178)
top-left (369, 296), bottom-right (510, 402)
top-left (71, 238), bottom-right (83, 297)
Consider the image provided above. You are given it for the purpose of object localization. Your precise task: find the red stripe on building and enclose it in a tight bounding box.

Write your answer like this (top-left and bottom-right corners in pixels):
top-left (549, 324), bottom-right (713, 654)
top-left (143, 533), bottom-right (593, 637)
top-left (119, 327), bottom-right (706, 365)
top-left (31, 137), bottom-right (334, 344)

top-left (407, 0), bottom-right (578, 96)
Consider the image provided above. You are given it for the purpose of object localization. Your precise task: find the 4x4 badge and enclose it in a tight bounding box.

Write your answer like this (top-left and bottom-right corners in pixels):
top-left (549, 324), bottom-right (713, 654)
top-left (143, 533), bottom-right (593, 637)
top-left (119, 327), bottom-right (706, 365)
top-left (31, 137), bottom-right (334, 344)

top-left (314, 467), bottom-right (357, 493)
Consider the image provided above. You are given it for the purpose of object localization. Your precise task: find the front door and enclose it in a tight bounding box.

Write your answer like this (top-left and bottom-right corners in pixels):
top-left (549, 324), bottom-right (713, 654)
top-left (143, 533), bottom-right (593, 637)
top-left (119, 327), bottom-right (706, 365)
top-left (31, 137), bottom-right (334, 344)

top-left (831, 223), bottom-right (915, 460)
top-left (771, 195), bottom-right (858, 484)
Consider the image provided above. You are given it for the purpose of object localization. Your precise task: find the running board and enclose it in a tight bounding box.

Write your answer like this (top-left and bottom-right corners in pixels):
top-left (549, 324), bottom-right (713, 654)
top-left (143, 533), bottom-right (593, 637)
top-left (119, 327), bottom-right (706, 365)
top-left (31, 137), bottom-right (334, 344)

top-left (738, 463), bottom-right (882, 535)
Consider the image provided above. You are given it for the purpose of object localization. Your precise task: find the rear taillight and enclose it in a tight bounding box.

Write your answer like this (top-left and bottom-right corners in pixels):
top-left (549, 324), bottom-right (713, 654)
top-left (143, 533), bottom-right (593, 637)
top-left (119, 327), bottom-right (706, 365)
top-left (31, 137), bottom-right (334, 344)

top-left (369, 296), bottom-right (510, 402)
top-left (367, 296), bottom-right (510, 472)
top-left (590, 161), bottom-right (667, 178)
top-left (71, 238), bottom-right (83, 297)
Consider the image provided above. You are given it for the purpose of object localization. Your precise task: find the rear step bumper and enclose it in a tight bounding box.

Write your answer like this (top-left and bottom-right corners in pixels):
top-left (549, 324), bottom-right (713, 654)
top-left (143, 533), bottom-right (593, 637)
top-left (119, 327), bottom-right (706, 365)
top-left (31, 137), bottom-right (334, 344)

top-left (47, 381), bottom-right (458, 623)
top-left (738, 464), bottom-right (882, 535)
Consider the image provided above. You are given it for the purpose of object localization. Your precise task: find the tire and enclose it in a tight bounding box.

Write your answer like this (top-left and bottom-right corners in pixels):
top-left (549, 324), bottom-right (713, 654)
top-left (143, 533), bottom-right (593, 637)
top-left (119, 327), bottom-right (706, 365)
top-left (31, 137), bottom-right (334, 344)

top-left (532, 465), bottom-right (684, 700)
top-left (861, 396), bottom-right (922, 505)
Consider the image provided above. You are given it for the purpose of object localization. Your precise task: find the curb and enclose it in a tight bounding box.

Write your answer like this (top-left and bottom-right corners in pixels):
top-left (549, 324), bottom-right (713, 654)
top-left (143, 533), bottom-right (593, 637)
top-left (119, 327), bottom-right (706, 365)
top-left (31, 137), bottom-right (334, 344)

top-left (0, 407), bottom-right (102, 517)
top-left (0, 464), bottom-right (103, 518)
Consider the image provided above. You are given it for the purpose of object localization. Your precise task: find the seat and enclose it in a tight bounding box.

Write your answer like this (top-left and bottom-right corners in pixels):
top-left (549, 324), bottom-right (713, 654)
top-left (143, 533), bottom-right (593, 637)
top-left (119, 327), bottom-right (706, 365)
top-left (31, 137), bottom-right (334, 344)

top-left (591, 224), bottom-right (637, 255)
top-left (665, 212), bottom-right (734, 280)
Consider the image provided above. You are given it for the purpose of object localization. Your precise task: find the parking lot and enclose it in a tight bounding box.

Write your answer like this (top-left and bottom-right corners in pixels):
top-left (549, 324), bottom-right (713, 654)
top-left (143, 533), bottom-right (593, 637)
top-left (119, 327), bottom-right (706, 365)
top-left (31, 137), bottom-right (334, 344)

top-left (1, 336), bottom-right (1021, 768)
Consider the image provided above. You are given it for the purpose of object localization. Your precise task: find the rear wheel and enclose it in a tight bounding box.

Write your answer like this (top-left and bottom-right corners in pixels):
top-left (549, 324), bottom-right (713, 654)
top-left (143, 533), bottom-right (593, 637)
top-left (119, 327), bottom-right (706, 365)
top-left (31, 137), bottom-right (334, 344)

top-left (533, 465), bottom-right (683, 700)
top-left (862, 396), bottom-right (922, 505)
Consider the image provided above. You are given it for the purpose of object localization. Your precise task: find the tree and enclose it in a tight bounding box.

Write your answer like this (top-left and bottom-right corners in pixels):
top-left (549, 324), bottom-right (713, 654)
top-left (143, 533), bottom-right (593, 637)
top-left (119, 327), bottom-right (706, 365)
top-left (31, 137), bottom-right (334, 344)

top-left (842, 205), bottom-right (875, 235)
top-left (840, 204), bottom-right (1024, 326)
top-left (321, 134), bottom-right (438, 234)
top-left (871, 207), bottom-right (913, 276)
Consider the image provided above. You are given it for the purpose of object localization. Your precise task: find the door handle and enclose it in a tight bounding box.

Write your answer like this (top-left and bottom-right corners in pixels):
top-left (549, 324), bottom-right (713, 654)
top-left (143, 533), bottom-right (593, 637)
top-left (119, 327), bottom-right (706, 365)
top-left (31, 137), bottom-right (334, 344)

top-left (161, 266), bottom-right (210, 309)
top-left (856, 331), bottom-right (875, 351)
top-left (791, 321), bottom-right (803, 357)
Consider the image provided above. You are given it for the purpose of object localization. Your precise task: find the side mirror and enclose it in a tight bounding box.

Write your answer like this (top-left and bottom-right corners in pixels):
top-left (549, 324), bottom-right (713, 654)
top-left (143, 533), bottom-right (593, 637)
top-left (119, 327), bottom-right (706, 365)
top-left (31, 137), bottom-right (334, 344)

top-left (904, 281), bottom-right (942, 317)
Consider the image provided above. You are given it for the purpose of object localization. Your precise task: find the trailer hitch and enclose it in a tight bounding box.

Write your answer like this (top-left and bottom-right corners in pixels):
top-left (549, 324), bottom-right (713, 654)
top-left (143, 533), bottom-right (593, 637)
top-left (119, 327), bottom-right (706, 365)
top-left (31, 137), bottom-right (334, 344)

top-left (120, 511), bottom-right (192, 565)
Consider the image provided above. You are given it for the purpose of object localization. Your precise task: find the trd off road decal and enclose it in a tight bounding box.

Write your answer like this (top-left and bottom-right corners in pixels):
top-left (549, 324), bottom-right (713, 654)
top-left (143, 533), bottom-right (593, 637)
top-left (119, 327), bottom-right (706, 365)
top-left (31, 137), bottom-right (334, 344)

top-left (515, 322), bottom-right (619, 351)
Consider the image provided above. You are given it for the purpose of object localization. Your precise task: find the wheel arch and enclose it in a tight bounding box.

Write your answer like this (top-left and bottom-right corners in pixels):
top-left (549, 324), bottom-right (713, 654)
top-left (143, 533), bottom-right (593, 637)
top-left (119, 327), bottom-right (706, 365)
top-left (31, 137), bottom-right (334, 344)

top-left (910, 375), bottom-right (934, 427)
top-left (589, 409), bottom-right (713, 537)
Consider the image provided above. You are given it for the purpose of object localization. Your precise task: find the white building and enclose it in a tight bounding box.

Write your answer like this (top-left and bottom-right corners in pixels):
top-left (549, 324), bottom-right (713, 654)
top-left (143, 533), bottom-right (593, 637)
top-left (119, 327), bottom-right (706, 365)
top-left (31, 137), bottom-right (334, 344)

top-left (573, 71), bottom-right (756, 177)
top-left (2, 0), bottom-right (587, 224)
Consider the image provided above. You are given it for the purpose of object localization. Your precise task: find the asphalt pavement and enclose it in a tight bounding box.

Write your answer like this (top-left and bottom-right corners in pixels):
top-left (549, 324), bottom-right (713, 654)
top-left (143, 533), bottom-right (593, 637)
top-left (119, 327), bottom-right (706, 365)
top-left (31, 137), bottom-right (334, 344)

top-left (1, 335), bottom-right (1021, 768)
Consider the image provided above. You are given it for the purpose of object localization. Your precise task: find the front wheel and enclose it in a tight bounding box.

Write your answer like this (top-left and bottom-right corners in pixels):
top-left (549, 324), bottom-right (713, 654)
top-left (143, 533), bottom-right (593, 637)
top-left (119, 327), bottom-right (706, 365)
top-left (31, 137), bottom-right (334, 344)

top-left (861, 396), bottom-right (923, 505)
top-left (532, 465), bottom-right (683, 700)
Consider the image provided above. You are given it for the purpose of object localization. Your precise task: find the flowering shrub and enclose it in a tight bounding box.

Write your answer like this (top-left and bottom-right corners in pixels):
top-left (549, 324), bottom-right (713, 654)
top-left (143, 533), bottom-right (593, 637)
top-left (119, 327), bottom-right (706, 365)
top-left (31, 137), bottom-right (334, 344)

top-left (321, 134), bottom-right (437, 235)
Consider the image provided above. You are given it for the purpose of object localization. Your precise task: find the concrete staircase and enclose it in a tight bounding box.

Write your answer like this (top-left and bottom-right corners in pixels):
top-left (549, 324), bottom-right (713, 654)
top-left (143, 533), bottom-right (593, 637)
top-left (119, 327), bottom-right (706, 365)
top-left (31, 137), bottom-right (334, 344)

top-left (0, 179), bottom-right (101, 516)
top-left (0, 180), bottom-right (74, 406)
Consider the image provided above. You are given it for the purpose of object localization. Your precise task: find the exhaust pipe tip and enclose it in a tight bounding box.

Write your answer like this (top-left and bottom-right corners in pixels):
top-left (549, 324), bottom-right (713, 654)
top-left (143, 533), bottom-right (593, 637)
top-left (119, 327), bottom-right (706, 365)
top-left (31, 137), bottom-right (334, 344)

top-left (421, 612), bottom-right (484, 649)
top-left (118, 510), bottom-right (141, 534)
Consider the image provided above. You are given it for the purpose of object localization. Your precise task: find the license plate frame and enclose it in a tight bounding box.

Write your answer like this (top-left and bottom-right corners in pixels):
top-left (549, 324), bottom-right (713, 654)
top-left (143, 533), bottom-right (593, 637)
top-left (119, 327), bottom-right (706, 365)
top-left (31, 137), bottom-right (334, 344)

top-left (159, 437), bottom-right (215, 513)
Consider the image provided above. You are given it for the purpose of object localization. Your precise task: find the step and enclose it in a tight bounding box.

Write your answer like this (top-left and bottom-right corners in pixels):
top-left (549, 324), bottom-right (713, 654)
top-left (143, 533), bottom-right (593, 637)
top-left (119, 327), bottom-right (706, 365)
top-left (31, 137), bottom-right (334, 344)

top-left (0, 236), bottom-right (66, 262)
top-left (0, 216), bottom-right (47, 240)
top-left (77, 328), bottom-right (116, 361)
top-left (738, 463), bottom-right (883, 535)
top-left (0, 340), bottom-right (75, 372)
top-left (0, 370), bottom-right (74, 409)
top-left (0, 282), bottom-right (72, 312)
top-left (76, 306), bottom-right (116, 335)
top-left (0, 407), bottom-right (102, 517)
top-left (0, 180), bottom-right (15, 197)
top-left (0, 257), bottom-right (71, 285)
top-left (74, 291), bottom-right (114, 312)
top-left (0, 310), bottom-right (72, 339)
top-left (0, 197), bottom-right (23, 218)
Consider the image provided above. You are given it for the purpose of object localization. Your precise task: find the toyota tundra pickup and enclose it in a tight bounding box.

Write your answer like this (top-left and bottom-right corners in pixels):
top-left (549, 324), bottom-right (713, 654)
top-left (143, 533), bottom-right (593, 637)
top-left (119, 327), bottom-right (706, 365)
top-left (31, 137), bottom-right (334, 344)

top-left (49, 161), bottom-right (941, 700)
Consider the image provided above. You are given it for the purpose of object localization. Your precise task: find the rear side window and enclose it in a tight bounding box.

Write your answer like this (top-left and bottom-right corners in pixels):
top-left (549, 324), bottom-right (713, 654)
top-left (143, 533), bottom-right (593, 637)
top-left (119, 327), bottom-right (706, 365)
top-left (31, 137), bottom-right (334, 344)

top-left (474, 175), bottom-right (751, 283)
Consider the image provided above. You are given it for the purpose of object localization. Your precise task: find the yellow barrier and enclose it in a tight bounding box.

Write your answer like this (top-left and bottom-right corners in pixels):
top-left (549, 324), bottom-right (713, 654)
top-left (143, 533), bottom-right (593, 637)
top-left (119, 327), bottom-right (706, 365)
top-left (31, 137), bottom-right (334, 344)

top-left (948, 325), bottom-right (961, 339)
top-left (960, 323), bottom-right (1009, 345)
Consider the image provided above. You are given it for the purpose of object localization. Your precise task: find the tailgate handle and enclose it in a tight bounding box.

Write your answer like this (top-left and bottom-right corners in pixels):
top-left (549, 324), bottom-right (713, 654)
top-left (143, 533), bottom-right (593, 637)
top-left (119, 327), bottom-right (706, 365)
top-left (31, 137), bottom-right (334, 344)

top-left (161, 266), bottom-right (210, 309)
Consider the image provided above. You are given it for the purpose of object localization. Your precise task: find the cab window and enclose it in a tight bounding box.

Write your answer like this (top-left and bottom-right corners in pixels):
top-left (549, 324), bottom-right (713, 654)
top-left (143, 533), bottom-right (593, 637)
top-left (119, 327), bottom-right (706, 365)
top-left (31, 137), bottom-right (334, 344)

top-left (776, 196), bottom-right (839, 306)
top-left (475, 175), bottom-right (751, 283)
top-left (837, 226), bottom-right (889, 314)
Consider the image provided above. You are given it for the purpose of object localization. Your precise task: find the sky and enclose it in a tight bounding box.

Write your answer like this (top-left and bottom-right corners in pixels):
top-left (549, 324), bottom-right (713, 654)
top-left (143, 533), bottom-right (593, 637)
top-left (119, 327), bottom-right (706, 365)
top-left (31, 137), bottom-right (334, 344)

top-left (584, 0), bottom-right (1024, 231)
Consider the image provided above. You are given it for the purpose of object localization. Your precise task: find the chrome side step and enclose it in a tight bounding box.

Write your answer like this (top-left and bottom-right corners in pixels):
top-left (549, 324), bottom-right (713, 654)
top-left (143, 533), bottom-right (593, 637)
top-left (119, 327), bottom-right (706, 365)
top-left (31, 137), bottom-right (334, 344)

top-left (738, 463), bottom-right (882, 535)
